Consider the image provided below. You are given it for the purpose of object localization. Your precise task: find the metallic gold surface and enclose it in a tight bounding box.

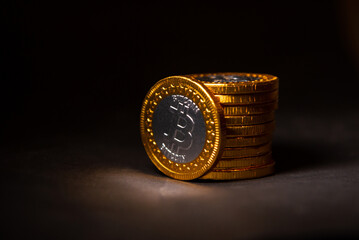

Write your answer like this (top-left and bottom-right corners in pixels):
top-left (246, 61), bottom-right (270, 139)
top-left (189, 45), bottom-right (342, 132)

top-left (213, 152), bottom-right (273, 169)
top-left (224, 112), bottom-right (275, 125)
top-left (140, 76), bottom-right (226, 180)
top-left (225, 134), bottom-right (272, 147)
top-left (226, 121), bottom-right (275, 136)
top-left (222, 101), bottom-right (278, 115)
top-left (141, 72), bottom-right (279, 180)
top-left (200, 162), bottom-right (275, 180)
top-left (221, 142), bottom-right (272, 158)
top-left (215, 90), bottom-right (278, 105)
top-left (187, 72), bottom-right (278, 94)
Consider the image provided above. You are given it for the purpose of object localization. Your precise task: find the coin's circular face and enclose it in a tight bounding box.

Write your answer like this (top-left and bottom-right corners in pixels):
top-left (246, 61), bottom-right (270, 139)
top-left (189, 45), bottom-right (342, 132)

top-left (140, 76), bottom-right (225, 180)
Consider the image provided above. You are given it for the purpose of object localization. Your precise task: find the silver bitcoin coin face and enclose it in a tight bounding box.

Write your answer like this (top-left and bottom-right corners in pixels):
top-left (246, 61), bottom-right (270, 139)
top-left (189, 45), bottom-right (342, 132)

top-left (152, 94), bottom-right (206, 164)
top-left (197, 74), bottom-right (260, 83)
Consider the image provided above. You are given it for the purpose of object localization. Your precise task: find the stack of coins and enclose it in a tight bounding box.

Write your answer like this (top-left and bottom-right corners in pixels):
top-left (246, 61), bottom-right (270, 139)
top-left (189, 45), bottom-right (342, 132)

top-left (140, 73), bottom-right (278, 181)
top-left (187, 73), bottom-right (278, 180)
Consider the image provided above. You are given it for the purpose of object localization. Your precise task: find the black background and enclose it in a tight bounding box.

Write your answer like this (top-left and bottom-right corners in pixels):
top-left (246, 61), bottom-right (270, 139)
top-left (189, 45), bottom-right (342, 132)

top-left (2, 0), bottom-right (358, 144)
top-left (1, 1), bottom-right (359, 239)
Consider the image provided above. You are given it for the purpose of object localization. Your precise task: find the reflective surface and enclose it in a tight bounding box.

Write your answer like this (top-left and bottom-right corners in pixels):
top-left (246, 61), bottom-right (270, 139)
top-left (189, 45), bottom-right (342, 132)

top-left (2, 112), bottom-right (359, 239)
top-left (152, 95), bottom-right (206, 163)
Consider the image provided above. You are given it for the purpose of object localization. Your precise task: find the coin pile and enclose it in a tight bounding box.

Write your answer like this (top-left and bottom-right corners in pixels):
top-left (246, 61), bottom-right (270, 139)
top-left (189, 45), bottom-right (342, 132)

top-left (188, 73), bottom-right (278, 180)
top-left (140, 73), bottom-right (278, 180)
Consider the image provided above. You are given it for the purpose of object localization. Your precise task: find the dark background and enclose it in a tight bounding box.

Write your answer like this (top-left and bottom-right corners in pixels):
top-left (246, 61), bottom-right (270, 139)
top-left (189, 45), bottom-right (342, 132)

top-left (1, 0), bottom-right (359, 239)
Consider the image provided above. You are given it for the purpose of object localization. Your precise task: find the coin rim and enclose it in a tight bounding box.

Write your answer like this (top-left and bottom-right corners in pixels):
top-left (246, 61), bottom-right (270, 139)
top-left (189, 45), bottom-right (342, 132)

top-left (215, 90), bottom-right (278, 105)
top-left (200, 162), bottom-right (275, 180)
top-left (140, 76), bottom-right (226, 180)
top-left (222, 101), bottom-right (278, 115)
top-left (221, 142), bottom-right (272, 158)
top-left (225, 134), bottom-right (273, 147)
top-left (226, 121), bottom-right (275, 136)
top-left (213, 152), bottom-right (273, 169)
top-left (224, 112), bottom-right (276, 125)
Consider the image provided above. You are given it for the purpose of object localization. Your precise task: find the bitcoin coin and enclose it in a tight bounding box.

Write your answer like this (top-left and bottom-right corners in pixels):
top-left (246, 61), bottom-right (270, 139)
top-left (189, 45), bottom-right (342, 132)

top-left (187, 72), bottom-right (278, 94)
top-left (215, 90), bottom-right (278, 105)
top-left (225, 134), bottom-right (272, 147)
top-left (200, 162), bottom-right (275, 180)
top-left (221, 142), bottom-right (272, 158)
top-left (222, 101), bottom-right (278, 115)
top-left (140, 76), bottom-right (226, 180)
top-left (226, 121), bottom-right (275, 136)
top-left (141, 73), bottom-right (279, 180)
top-left (224, 112), bottom-right (275, 125)
top-left (213, 152), bottom-right (273, 169)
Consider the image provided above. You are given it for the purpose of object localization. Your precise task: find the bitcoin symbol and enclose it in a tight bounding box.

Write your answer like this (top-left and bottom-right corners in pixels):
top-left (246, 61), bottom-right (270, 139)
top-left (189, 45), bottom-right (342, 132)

top-left (152, 94), bottom-right (206, 163)
top-left (164, 99), bottom-right (194, 155)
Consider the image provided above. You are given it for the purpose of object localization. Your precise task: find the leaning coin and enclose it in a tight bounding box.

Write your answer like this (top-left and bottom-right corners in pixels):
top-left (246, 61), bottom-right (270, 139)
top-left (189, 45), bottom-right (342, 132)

top-left (226, 121), bottom-right (275, 136)
top-left (140, 76), bottom-right (226, 180)
top-left (221, 142), bottom-right (272, 158)
top-left (187, 72), bottom-right (279, 94)
top-left (213, 152), bottom-right (273, 169)
top-left (200, 162), bottom-right (275, 180)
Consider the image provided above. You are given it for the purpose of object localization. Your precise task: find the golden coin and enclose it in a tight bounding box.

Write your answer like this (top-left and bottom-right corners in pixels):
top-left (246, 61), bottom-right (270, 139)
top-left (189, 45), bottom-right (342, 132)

top-left (200, 162), bottom-right (275, 180)
top-left (225, 134), bottom-right (272, 147)
top-left (226, 121), bottom-right (275, 136)
top-left (140, 76), bottom-right (226, 180)
top-left (213, 152), bottom-right (273, 169)
top-left (223, 101), bottom-right (278, 115)
top-left (215, 90), bottom-right (278, 105)
top-left (224, 112), bottom-right (275, 125)
top-left (187, 72), bottom-right (278, 94)
top-left (221, 142), bottom-right (272, 158)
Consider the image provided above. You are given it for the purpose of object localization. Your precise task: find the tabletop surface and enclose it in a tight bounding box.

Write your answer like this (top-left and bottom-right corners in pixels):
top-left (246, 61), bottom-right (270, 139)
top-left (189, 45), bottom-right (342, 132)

top-left (2, 111), bottom-right (359, 240)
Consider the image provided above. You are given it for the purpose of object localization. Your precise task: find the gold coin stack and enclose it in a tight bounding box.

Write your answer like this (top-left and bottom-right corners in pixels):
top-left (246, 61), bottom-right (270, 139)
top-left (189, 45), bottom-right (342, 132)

top-left (186, 73), bottom-right (279, 180)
